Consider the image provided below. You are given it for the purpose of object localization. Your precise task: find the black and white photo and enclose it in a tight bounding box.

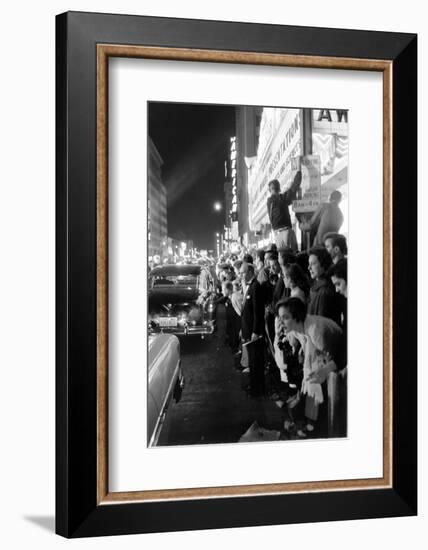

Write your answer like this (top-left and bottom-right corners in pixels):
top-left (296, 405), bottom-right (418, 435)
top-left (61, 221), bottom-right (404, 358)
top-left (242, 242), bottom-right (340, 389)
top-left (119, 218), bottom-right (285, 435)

top-left (147, 102), bottom-right (349, 446)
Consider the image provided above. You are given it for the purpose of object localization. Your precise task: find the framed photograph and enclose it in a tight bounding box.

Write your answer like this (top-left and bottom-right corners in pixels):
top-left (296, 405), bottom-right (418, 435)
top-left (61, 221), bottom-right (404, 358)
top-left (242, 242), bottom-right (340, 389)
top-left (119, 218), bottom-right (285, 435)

top-left (56, 11), bottom-right (417, 538)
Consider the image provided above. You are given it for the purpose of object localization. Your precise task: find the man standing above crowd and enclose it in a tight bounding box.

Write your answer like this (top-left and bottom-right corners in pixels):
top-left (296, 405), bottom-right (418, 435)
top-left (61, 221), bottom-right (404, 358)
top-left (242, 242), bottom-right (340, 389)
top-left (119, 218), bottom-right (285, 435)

top-left (266, 170), bottom-right (302, 252)
top-left (239, 262), bottom-right (265, 398)
top-left (301, 190), bottom-right (344, 246)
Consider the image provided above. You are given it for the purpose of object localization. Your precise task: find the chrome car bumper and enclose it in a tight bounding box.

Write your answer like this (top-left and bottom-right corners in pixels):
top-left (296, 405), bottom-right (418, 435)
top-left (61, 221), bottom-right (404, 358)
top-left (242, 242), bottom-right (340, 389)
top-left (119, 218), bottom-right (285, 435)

top-left (149, 322), bottom-right (216, 336)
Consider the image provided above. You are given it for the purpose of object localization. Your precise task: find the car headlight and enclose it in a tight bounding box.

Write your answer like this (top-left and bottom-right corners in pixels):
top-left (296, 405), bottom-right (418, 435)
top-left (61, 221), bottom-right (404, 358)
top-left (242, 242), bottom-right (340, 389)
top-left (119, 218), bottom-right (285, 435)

top-left (188, 307), bottom-right (201, 321)
top-left (178, 313), bottom-right (188, 326)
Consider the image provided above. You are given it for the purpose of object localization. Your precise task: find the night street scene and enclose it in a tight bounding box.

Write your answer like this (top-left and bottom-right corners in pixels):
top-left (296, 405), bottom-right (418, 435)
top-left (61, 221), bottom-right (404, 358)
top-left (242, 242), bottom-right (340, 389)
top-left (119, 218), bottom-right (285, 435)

top-left (147, 102), bottom-right (349, 447)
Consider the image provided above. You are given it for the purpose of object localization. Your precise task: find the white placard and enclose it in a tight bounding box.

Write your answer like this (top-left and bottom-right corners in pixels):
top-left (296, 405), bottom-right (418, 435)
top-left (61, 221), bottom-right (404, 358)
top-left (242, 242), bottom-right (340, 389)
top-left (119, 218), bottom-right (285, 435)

top-left (109, 57), bottom-right (383, 493)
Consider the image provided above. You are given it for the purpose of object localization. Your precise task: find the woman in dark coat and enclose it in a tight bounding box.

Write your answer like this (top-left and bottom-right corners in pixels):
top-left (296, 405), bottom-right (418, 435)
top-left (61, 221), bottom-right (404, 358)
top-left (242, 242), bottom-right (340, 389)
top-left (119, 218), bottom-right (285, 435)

top-left (307, 246), bottom-right (342, 326)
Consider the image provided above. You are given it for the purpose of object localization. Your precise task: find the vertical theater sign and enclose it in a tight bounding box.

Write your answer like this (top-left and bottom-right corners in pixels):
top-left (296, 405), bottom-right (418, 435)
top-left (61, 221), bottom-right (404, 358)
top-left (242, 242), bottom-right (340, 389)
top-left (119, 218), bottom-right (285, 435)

top-left (229, 137), bottom-right (239, 242)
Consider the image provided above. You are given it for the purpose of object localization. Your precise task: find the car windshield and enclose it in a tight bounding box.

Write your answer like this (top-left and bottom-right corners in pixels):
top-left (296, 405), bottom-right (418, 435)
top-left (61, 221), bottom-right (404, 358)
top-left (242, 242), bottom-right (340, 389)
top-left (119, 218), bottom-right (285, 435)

top-left (151, 274), bottom-right (198, 288)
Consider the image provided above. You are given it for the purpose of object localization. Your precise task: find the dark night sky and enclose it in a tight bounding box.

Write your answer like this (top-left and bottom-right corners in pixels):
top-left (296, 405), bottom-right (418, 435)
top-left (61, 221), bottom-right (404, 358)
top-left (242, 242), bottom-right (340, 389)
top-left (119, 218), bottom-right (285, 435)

top-left (149, 102), bottom-right (236, 250)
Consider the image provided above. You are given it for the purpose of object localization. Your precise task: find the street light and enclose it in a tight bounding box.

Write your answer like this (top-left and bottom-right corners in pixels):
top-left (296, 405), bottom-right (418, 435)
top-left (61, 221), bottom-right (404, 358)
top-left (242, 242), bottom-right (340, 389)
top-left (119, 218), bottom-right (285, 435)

top-left (213, 201), bottom-right (222, 212)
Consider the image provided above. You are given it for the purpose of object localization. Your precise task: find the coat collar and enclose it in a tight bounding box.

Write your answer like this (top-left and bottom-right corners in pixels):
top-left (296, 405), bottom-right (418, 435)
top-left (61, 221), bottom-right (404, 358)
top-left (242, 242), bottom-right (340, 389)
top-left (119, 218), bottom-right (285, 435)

top-left (311, 276), bottom-right (330, 291)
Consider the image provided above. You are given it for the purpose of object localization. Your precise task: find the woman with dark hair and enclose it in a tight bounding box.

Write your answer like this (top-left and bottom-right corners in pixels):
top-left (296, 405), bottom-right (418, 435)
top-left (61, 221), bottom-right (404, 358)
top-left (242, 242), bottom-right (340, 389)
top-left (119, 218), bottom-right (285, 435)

top-left (295, 251), bottom-right (309, 278)
top-left (242, 253), bottom-right (253, 265)
top-left (278, 247), bottom-right (296, 268)
top-left (273, 260), bottom-right (305, 404)
top-left (307, 246), bottom-right (341, 325)
top-left (330, 258), bottom-right (347, 298)
top-left (276, 297), bottom-right (344, 436)
top-left (282, 263), bottom-right (310, 303)
top-left (307, 248), bottom-right (343, 429)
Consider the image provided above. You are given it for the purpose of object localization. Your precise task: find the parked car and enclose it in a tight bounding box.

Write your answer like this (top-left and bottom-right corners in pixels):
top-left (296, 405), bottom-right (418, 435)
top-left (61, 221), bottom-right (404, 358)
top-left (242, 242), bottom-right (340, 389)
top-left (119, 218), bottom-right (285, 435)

top-left (148, 264), bottom-right (217, 336)
top-left (147, 333), bottom-right (184, 447)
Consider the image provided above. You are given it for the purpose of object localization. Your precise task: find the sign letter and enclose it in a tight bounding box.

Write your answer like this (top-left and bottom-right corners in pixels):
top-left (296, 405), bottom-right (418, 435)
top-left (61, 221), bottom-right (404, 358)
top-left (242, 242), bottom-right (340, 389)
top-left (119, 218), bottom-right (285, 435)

top-left (336, 109), bottom-right (348, 123)
top-left (317, 109), bottom-right (332, 122)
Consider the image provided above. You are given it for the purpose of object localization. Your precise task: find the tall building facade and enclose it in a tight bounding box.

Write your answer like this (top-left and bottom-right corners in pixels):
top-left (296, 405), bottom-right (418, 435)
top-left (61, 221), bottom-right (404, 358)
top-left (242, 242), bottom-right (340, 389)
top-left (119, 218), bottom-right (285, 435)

top-left (235, 105), bottom-right (262, 247)
top-left (148, 137), bottom-right (168, 259)
top-left (223, 160), bottom-right (233, 254)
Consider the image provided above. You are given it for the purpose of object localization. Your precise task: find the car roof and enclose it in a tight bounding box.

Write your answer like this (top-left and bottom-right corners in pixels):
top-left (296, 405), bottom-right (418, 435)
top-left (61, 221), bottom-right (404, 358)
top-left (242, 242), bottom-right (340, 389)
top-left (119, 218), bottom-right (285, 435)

top-left (150, 264), bottom-right (201, 276)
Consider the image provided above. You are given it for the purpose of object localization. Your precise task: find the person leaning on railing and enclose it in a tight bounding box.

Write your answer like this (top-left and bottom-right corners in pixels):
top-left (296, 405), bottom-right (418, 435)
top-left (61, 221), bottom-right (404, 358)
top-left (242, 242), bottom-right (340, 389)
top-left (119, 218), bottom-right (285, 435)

top-left (275, 297), bottom-right (345, 437)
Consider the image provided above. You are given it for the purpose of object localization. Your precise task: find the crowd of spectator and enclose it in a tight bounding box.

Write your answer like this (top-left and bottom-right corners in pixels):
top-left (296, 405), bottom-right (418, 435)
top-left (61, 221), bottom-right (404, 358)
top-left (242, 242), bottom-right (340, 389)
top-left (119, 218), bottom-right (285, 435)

top-left (214, 230), bottom-right (348, 439)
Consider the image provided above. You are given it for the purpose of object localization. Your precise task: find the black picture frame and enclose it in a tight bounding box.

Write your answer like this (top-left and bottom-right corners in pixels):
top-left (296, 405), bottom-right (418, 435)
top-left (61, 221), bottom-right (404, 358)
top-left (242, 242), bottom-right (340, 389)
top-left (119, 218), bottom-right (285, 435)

top-left (56, 11), bottom-right (417, 538)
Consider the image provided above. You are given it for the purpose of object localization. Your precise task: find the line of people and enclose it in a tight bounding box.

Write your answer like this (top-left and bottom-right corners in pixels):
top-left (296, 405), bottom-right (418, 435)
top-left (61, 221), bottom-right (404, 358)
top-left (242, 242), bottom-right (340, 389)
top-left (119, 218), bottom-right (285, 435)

top-left (215, 231), bottom-right (348, 438)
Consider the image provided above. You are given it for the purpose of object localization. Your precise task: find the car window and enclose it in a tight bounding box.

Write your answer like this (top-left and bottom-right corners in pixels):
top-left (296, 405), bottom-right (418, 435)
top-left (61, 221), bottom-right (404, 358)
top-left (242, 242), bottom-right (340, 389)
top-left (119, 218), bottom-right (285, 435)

top-left (151, 274), bottom-right (198, 288)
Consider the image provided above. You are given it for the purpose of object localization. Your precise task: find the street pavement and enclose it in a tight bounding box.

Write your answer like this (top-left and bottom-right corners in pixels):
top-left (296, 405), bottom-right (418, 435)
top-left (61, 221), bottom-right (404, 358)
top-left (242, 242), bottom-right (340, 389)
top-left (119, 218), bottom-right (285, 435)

top-left (157, 304), bottom-right (289, 446)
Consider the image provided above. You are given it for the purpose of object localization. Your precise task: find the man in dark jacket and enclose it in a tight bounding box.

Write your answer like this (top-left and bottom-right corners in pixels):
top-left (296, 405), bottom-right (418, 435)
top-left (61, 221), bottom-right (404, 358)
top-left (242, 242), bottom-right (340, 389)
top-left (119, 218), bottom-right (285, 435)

top-left (301, 190), bottom-right (344, 246)
top-left (266, 171), bottom-right (302, 252)
top-left (239, 262), bottom-right (265, 397)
